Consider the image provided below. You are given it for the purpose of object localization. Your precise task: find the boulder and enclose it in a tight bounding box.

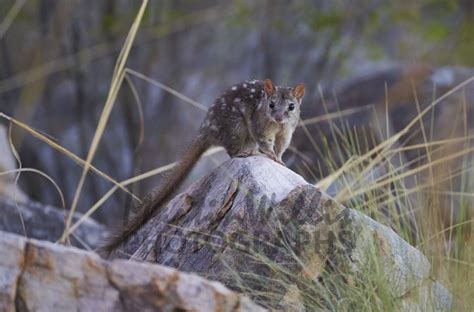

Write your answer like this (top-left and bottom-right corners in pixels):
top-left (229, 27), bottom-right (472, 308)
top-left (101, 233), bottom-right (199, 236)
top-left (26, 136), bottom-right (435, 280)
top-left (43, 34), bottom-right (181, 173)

top-left (112, 156), bottom-right (452, 310)
top-left (0, 231), bottom-right (265, 312)
top-left (0, 196), bottom-right (106, 250)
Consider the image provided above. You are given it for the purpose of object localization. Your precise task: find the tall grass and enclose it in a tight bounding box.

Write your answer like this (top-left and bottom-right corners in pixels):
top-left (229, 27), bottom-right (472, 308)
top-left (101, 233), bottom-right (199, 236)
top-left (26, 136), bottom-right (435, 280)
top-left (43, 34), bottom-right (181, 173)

top-left (61, 0), bottom-right (149, 243)
top-left (219, 80), bottom-right (474, 310)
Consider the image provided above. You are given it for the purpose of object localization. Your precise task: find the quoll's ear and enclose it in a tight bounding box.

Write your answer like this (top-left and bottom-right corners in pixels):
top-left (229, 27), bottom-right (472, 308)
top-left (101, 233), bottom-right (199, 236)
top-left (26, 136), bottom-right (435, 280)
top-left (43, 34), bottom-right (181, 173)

top-left (264, 79), bottom-right (276, 97)
top-left (293, 83), bottom-right (305, 101)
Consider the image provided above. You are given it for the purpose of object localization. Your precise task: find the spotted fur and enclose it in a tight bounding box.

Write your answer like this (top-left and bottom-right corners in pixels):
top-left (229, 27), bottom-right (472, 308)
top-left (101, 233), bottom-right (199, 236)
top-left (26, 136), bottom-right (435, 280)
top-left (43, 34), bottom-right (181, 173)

top-left (102, 79), bottom-right (305, 255)
top-left (201, 79), bottom-right (304, 160)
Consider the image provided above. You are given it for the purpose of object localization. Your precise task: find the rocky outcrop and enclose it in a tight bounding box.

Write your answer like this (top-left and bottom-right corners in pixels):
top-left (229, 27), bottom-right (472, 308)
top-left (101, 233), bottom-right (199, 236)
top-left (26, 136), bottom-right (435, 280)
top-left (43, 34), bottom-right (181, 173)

top-left (113, 156), bottom-right (452, 311)
top-left (0, 231), bottom-right (265, 312)
top-left (0, 196), bottom-right (106, 249)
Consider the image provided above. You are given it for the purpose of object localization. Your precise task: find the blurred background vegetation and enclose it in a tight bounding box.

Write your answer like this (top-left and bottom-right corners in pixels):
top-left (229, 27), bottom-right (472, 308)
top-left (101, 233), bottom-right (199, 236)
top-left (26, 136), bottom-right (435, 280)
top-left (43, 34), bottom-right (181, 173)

top-left (1, 0), bottom-right (473, 223)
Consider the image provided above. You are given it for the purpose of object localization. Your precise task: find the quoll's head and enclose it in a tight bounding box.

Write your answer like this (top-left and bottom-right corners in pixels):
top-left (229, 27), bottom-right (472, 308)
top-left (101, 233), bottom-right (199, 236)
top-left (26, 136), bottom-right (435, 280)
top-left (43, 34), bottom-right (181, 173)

top-left (262, 79), bottom-right (305, 124)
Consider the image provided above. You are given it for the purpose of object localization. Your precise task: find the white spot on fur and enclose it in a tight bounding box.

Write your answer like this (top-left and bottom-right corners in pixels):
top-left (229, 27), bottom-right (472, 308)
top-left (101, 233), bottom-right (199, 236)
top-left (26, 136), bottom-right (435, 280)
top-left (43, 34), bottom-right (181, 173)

top-left (231, 107), bottom-right (237, 112)
top-left (232, 86), bottom-right (237, 91)
top-left (210, 125), bottom-right (218, 131)
top-left (243, 83), bottom-right (247, 88)
top-left (250, 95), bottom-right (254, 99)
top-left (233, 98), bottom-right (241, 103)
top-left (250, 88), bottom-right (256, 93)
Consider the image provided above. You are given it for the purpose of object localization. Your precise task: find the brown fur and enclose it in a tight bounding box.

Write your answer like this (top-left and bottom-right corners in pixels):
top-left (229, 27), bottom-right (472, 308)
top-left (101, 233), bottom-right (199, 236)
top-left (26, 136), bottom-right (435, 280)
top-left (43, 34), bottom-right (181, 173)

top-left (102, 135), bottom-right (210, 254)
top-left (102, 79), bottom-right (305, 255)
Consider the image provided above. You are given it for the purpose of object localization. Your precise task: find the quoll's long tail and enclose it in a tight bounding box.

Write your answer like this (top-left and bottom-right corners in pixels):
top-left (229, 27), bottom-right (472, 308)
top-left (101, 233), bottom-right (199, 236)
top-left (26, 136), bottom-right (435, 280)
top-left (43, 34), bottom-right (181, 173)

top-left (102, 135), bottom-right (211, 255)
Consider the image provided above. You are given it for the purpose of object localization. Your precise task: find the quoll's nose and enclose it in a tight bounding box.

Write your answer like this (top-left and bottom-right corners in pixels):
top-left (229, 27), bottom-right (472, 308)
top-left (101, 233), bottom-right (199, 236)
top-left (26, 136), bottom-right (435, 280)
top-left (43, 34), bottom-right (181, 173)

top-left (274, 115), bottom-right (283, 122)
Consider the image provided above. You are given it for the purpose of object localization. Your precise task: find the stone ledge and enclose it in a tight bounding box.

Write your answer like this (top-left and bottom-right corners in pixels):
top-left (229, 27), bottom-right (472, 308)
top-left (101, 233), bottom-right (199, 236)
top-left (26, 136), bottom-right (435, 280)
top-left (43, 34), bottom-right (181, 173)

top-left (0, 231), bottom-right (265, 312)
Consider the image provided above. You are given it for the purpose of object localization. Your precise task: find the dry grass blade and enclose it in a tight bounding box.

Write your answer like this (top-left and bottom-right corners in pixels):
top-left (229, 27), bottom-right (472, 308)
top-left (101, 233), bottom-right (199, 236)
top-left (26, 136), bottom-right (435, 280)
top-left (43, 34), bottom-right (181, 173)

top-left (332, 76), bottom-right (474, 200)
top-left (0, 168), bottom-right (66, 210)
top-left (62, 0), bottom-right (149, 243)
top-left (0, 0), bottom-right (26, 40)
top-left (316, 155), bottom-right (358, 191)
top-left (7, 122), bottom-right (26, 236)
top-left (125, 68), bottom-right (208, 111)
top-left (3, 119), bottom-right (65, 237)
top-left (124, 74), bottom-right (145, 153)
top-left (0, 112), bottom-right (139, 201)
top-left (402, 77), bottom-right (474, 133)
top-left (416, 219), bottom-right (474, 248)
top-left (390, 136), bottom-right (473, 153)
top-left (412, 82), bottom-right (435, 188)
top-left (336, 143), bottom-right (474, 202)
top-left (299, 105), bottom-right (372, 127)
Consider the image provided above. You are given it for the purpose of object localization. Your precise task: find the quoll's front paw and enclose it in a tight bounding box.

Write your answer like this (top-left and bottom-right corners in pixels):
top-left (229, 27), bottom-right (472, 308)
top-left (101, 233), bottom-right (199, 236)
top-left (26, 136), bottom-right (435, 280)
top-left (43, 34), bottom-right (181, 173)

top-left (262, 152), bottom-right (285, 166)
top-left (274, 158), bottom-right (285, 166)
top-left (276, 157), bottom-right (285, 166)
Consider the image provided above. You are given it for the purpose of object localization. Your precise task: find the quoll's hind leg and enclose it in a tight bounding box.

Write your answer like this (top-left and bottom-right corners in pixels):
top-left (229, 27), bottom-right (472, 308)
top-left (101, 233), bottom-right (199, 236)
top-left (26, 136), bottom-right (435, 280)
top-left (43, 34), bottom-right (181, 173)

top-left (221, 126), bottom-right (254, 158)
top-left (225, 135), bottom-right (262, 159)
top-left (233, 149), bottom-right (262, 158)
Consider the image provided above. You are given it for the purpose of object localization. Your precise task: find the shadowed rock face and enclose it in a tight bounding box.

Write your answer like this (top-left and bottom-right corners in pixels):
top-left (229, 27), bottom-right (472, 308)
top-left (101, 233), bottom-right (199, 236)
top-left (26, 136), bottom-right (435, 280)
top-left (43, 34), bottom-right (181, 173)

top-left (0, 197), bottom-right (106, 249)
top-left (113, 156), bottom-right (452, 311)
top-left (0, 231), bottom-right (265, 312)
top-left (0, 124), bottom-right (107, 249)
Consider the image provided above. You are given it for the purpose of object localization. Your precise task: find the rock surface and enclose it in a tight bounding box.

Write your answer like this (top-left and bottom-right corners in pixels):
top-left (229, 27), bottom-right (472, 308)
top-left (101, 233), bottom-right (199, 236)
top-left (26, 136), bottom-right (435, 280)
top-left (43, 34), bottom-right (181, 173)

top-left (0, 196), bottom-right (106, 250)
top-left (114, 156), bottom-right (452, 310)
top-left (0, 231), bottom-right (265, 312)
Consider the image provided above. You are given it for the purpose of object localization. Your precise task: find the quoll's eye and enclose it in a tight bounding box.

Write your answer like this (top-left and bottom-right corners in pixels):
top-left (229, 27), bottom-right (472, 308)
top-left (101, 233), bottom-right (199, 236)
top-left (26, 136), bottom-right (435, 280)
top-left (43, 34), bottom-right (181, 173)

top-left (288, 102), bottom-right (295, 111)
top-left (269, 101), bottom-right (275, 109)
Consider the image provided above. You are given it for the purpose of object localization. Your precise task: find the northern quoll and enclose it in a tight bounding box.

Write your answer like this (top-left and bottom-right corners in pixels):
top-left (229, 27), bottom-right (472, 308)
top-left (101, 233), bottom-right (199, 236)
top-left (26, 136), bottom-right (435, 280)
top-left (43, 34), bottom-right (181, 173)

top-left (103, 79), bottom-right (305, 254)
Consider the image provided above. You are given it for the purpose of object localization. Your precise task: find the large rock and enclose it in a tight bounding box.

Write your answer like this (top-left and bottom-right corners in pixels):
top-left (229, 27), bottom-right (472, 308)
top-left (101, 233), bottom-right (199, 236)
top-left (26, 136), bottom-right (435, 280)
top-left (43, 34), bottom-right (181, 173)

top-left (113, 156), bottom-right (452, 311)
top-left (0, 196), bottom-right (106, 249)
top-left (0, 231), bottom-right (265, 312)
